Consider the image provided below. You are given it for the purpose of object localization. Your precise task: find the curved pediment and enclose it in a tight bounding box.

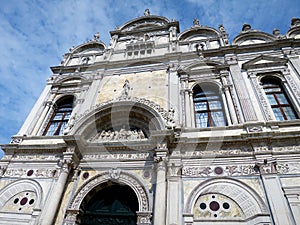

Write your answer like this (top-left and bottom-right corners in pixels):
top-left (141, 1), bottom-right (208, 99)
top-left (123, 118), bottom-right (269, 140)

top-left (178, 60), bottom-right (225, 76)
top-left (233, 24), bottom-right (276, 46)
top-left (179, 26), bottom-right (220, 42)
top-left (70, 41), bottom-right (106, 54)
top-left (118, 15), bottom-right (170, 33)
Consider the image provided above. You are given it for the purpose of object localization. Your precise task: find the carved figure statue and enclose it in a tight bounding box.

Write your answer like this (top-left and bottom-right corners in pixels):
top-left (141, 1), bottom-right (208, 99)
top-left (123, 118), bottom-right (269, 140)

top-left (94, 32), bottom-right (100, 41)
top-left (144, 9), bottom-right (150, 16)
top-left (193, 18), bottom-right (200, 26)
top-left (120, 79), bottom-right (130, 98)
top-left (90, 128), bottom-right (147, 142)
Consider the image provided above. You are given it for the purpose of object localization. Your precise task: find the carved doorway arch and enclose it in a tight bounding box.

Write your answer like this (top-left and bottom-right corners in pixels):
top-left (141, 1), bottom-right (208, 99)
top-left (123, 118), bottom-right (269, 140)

top-left (64, 171), bottom-right (152, 225)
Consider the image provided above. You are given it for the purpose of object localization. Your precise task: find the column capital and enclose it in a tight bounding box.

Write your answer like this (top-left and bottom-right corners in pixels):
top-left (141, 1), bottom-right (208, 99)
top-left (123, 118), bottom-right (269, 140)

top-left (137, 211), bottom-right (152, 225)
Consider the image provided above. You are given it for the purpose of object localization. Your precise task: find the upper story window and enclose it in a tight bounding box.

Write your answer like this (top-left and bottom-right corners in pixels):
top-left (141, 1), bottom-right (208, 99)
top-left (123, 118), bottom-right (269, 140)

top-left (262, 77), bottom-right (298, 121)
top-left (43, 96), bottom-right (74, 136)
top-left (193, 84), bottom-right (226, 128)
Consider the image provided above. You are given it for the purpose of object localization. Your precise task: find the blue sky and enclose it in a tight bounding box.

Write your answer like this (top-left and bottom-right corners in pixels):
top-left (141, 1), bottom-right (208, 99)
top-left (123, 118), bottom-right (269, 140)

top-left (0, 0), bottom-right (300, 157)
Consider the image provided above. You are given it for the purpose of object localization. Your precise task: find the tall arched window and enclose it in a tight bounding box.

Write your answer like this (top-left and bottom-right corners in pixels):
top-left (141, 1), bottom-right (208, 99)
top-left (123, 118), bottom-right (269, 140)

top-left (193, 84), bottom-right (226, 128)
top-left (262, 77), bottom-right (298, 121)
top-left (43, 96), bottom-right (74, 136)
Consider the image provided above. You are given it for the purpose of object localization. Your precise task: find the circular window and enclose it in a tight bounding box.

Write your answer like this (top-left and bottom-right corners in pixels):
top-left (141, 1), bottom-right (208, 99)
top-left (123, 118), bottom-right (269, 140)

top-left (20, 197), bottom-right (28, 206)
top-left (29, 199), bottom-right (35, 205)
top-left (223, 202), bottom-right (230, 209)
top-left (209, 201), bottom-right (220, 211)
top-left (14, 198), bottom-right (19, 204)
top-left (82, 172), bottom-right (89, 179)
top-left (199, 203), bottom-right (207, 210)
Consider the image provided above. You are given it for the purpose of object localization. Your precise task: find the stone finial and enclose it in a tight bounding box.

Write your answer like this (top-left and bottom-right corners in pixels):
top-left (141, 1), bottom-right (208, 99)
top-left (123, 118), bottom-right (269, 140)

top-left (242, 23), bottom-right (251, 32)
top-left (273, 28), bottom-right (280, 36)
top-left (291, 18), bottom-right (300, 27)
top-left (93, 32), bottom-right (100, 41)
top-left (193, 18), bottom-right (200, 26)
top-left (144, 9), bottom-right (150, 16)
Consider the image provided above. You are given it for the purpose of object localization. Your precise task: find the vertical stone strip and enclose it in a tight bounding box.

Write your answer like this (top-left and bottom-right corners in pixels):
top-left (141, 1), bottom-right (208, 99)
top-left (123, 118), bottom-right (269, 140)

top-left (226, 55), bottom-right (258, 121)
top-left (166, 162), bottom-right (182, 225)
top-left (153, 144), bottom-right (168, 225)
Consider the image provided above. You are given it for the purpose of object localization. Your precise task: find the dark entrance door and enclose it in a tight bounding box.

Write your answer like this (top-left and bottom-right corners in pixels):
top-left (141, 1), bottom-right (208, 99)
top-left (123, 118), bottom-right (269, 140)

top-left (80, 183), bottom-right (138, 225)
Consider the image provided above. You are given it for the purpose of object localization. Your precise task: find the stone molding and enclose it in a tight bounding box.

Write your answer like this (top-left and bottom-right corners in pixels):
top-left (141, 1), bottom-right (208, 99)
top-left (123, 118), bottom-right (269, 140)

top-left (67, 170), bottom-right (151, 212)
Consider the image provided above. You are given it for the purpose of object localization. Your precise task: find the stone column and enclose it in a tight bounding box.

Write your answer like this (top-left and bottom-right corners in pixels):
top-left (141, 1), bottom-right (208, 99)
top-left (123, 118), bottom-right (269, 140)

top-left (32, 99), bottom-right (54, 135)
top-left (40, 156), bottom-right (73, 225)
top-left (248, 72), bottom-right (274, 121)
top-left (153, 144), bottom-right (168, 225)
top-left (184, 89), bottom-right (192, 127)
top-left (225, 54), bottom-right (258, 121)
top-left (283, 187), bottom-right (300, 225)
top-left (166, 162), bottom-right (182, 225)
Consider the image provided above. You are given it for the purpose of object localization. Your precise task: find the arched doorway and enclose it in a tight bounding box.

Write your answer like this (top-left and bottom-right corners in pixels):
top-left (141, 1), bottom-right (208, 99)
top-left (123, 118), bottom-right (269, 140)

top-left (80, 182), bottom-right (139, 225)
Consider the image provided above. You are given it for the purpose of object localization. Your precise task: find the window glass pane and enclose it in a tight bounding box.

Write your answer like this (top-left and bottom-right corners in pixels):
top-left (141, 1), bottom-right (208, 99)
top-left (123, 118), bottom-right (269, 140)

top-left (272, 108), bottom-right (285, 121)
top-left (196, 112), bottom-right (209, 128)
top-left (58, 121), bottom-right (68, 135)
top-left (209, 101), bottom-right (222, 110)
top-left (195, 102), bottom-right (207, 111)
top-left (64, 111), bottom-right (72, 120)
top-left (283, 107), bottom-right (297, 120)
top-left (266, 94), bottom-right (277, 105)
top-left (45, 122), bottom-right (59, 136)
top-left (53, 112), bottom-right (64, 120)
top-left (211, 111), bottom-right (226, 127)
top-left (276, 93), bottom-right (289, 104)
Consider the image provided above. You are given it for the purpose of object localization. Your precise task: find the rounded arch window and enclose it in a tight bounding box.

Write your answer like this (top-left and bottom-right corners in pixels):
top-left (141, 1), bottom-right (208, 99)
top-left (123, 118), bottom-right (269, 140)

top-left (261, 77), bottom-right (298, 121)
top-left (43, 96), bottom-right (74, 136)
top-left (193, 83), bottom-right (227, 128)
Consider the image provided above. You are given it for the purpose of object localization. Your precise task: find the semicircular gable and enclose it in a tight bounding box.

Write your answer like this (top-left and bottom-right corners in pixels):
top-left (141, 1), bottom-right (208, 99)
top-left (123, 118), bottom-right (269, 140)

top-left (233, 31), bottom-right (276, 46)
top-left (117, 15), bottom-right (170, 33)
top-left (70, 41), bottom-right (106, 54)
top-left (179, 27), bottom-right (220, 41)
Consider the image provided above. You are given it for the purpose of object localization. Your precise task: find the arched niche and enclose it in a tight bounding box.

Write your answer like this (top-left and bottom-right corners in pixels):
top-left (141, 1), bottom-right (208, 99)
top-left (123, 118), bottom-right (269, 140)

top-left (0, 179), bottom-right (43, 210)
top-left (185, 178), bottom-right (270, 224)
top-left (70, 99), bottom-right (167, 141)
top-left (64, 171), bottom-right (152, 225)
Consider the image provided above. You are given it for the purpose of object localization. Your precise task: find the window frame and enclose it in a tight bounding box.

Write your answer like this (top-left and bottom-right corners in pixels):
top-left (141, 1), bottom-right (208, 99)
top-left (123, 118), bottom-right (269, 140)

top-left (193, 84), bottom-right (227, 128)
top-left (261, 77), bottom-right (298, 121)
top-left (43, 96), bottom-right (74, 136)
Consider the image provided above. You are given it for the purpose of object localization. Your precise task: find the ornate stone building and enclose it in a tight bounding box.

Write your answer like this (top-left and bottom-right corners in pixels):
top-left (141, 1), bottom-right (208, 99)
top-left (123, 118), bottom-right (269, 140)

top-left (1, 9), bottom-right (300, 225)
